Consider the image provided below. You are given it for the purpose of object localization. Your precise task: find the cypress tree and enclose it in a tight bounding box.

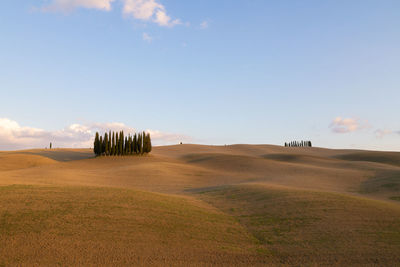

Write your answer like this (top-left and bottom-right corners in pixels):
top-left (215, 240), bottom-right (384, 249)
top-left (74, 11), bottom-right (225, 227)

top-left (111, 132), bottom-right (115, 155)
top-left (118, 131), bottom-right (121, 156)
top-left (126, 137), bottom-right (129, 154)
top-left (138, 133), bottom-right (142, 154)
top-left (120, 131), bottom-right (124, 156)
top-left (133, 133), bottom-right (137, 154)
top-left (119, 131), bottom-right (122, 155)
top-left (108, 131), bottom-right (111, 155)
top-left (130, 135), bottom-right (133, 155)
top-left (142, 131), bottom-right (145, 154)
top-left (135, 133), bottom-right (138, 154)
top-left (142, 132), bottom-right (147, 153)
top-left (114, 131), bottom-right (117, 155)
top-left (143, 133), bottom-right (147, 153)
top-left (121, 134), bottom-right (124, 155)
top-left (136, 133), bottom-right (139, 154)
top-left (124, 137), bottom-right (126, 155)
top-left (119, 131), bottom-right (121, 155)
top-left (123, 131), bottom-right (125, 155)
top-left (147, 133), bottom-right (152, 153)
top-left (131, 134), bottom-right (134, 154)
top-left (141, 133), bottom-right (144, 154)
top-left (140, 133), bottom-right (142, 154)
top-left (94, 132), bottom-right (100, 156)
top-left (115, 132), bottom-right (119, 155)
top-left (127, 135), bottom-right (131, 155)
top-left (104, 133), bottom-right (108, 155)
top-left (103, 134), bottom-right (106, 154)
top-left (99, 136), bottom-right (103, 156)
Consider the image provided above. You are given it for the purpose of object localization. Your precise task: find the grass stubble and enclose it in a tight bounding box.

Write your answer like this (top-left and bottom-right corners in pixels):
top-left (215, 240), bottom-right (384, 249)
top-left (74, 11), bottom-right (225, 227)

top-left (1, 145), bottom-right (400, 265)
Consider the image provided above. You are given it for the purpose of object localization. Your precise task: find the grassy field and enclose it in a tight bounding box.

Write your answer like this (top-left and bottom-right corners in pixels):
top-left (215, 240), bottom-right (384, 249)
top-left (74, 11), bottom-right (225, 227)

top-left (196, 184), bottom-right (400, 265)
top-left (1, 145), bottom-right (400, 265)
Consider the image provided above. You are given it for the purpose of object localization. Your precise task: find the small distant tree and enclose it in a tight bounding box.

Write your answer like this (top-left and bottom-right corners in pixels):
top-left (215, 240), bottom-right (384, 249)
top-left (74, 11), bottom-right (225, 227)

top-left (50, 142), bottom-right (52, 149)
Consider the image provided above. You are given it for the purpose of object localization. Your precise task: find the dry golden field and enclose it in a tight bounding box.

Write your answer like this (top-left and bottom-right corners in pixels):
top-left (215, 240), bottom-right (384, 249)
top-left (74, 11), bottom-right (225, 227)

top-left (1, 144), bottom-right (400, 266)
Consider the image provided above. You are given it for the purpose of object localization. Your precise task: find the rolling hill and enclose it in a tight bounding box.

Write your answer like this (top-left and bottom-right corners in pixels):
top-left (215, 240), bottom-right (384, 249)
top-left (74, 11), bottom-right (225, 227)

top-left (0, 145), bottom-right (399, 265)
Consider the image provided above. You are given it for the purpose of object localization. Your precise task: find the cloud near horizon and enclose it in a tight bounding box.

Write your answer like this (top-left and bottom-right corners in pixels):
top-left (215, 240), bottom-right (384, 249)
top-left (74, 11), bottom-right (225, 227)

top-left (41, 0), bottom-right (181, 27)
top-left (0, 118), bottom-right (191, 150)
top-left (374, 129), bottom-right (392, 138)
top-left (329, 117), bottom-right (370, 134)
top-left (42, 0), bottom-right (115, 12)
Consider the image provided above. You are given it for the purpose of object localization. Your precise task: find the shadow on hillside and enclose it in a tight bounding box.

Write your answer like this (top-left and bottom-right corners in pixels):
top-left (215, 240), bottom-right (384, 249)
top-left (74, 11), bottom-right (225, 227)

top-left (17, 150), bottom-right (94, 162)
top-left (359, 169), bottom-right (400, 195)
top-left (334, 152), bottom-right (400, 167)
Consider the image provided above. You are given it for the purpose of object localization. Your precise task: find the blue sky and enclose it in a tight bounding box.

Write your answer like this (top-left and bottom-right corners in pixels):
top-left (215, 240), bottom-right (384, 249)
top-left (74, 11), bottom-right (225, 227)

top-left (1, 0), bottom-right (399, 150)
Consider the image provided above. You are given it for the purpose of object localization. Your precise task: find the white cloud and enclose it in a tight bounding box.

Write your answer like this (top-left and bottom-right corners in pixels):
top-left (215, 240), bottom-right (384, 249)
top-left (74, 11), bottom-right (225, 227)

top-left (41, 0), bottom-right (182, 28)
top-left (0, 118), bottom-right (191, 150)
top-left (142, 32), bottom-right (152, 42)
top-left (329, 117), bottom-right (370, 134)
top-left (122, 0), bottom-right (181, 27)
top-left (147, 130), bottom-right (192, 144)
top-left (42, 0), bottom-right (115, 12)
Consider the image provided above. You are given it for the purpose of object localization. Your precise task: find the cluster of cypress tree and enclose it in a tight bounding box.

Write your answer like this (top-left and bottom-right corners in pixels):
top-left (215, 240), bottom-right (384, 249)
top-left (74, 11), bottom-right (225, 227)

top-left (94, 131), bottom-right (152, 156)
top-left (284, 141), bottom-right (312, 147)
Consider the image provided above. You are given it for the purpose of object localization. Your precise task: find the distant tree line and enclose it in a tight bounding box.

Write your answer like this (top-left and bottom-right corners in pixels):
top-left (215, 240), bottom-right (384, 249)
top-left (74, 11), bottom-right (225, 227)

top-left (284, 141), bottom-right (312, 147)
top-left (94, 131), bottom-right (152, 156)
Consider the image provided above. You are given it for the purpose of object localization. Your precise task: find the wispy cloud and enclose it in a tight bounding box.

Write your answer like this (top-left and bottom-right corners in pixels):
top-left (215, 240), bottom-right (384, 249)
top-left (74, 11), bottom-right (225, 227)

top-left (200, 19), bottom-right (209, 29)
top-left (122, 0), bottom-right (181, 27)
top-left (40, 0), bottom-right (182, 27)
top-left (0, 118), bottom-right (191, 150)
top-left (142, 32), bottom-right (152, 42)
top-left (329, 117), bottom-right (370, 134)
top-left (374, 129), bottom-right (392, 138)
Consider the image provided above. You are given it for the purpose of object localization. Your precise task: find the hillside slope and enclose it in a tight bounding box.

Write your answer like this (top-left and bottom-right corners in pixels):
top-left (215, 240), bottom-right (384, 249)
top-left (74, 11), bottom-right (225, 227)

top-left (1, 145), bottom-right (400, 265)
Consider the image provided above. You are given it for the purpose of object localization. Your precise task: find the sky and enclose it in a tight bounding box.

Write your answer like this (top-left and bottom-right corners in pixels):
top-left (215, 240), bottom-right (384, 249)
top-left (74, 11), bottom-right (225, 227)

top-left (0, 0), bottom-right (399, 151)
